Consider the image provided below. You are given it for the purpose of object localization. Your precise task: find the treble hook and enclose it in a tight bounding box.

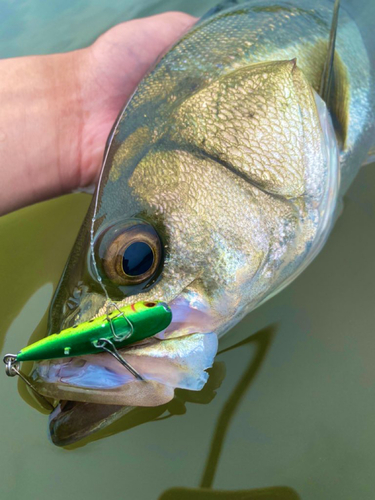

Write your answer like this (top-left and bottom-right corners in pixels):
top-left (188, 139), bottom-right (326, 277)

top-left (105, 301), bottom-right (134, 342)
top-left (94, 338), bottom-right (144, 381)
top-left (3, 354), bottom-right (55, 411)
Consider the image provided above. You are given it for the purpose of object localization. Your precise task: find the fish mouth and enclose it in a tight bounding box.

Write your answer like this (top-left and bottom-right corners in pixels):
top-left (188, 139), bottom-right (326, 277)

top-left (30, 296), bottom-right (219, 444)
top-left (48, 358), bottom-right (227, 447)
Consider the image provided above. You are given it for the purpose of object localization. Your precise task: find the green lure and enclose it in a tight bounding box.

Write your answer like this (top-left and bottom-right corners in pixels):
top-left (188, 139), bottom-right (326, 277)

top-left (15, 301), bottom-right (172, 362)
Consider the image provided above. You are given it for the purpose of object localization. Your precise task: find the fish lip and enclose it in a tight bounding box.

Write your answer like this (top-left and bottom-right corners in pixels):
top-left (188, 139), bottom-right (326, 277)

top-left (45, 294), bottom-right (217, 443)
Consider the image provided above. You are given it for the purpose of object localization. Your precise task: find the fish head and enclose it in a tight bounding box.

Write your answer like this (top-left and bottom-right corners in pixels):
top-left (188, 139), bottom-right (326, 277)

top-left (83, 58), bottom-right (337, 329)
top-left (32, 58), bottom-right (338, 442)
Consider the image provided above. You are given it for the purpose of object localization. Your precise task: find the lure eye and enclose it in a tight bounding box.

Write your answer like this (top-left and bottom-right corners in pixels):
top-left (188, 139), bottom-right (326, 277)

top-left (100, 222), bottom-right (162, 286)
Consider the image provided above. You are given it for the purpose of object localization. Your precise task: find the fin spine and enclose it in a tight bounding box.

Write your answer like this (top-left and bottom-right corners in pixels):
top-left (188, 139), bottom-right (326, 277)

top-left (319, 0), bottom-right (340, 106)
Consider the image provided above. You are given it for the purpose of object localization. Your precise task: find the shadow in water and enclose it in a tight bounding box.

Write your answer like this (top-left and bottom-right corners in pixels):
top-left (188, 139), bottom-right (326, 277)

top-left (159, 487), bottom-right (300, 499)
top-left (201, 328), bottom-right (276, 488)
top-left (158, 327), bottom-right (301, 500)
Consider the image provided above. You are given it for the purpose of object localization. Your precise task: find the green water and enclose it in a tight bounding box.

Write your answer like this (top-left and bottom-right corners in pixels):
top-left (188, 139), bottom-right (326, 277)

top-left (1, 1), bottom-right (375, 499)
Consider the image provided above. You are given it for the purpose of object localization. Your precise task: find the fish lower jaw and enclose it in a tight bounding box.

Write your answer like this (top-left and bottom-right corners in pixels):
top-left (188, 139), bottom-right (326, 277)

top-left (30, 331), bottom-right (219, 407)
top-left (42, 378), bottom-right (176, 407)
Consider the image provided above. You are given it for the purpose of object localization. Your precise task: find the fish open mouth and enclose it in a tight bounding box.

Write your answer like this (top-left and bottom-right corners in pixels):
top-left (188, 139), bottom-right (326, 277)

top-left (29, 297), bottom-right (219, 408)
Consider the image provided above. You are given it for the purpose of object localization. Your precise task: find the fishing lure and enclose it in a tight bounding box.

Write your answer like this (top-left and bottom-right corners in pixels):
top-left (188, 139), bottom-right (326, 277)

top-left (3, 301), bottom-right (172, 391)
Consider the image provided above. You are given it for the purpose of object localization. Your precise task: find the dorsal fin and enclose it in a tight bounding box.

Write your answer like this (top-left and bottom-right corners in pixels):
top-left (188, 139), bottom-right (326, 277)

top-left (319, 0), bottom-right (341, 107)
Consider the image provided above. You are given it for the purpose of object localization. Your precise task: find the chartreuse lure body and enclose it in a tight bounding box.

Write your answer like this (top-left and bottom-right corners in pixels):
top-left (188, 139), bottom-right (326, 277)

top-left (15, 301), bottom-right (172, 362)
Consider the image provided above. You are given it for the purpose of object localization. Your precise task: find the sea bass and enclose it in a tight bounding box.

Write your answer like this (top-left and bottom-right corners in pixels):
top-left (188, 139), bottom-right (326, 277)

top-left (29, 0), bottom-right (375, 444)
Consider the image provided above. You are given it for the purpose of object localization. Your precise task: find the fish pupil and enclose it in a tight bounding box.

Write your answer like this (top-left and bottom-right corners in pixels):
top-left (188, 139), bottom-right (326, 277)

top-left (122, 242), bottom-right (154, 276)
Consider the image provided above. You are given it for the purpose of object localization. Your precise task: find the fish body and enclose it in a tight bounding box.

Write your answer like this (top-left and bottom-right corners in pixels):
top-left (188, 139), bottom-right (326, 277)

top-left (28, 0), bottom-right (375, 443)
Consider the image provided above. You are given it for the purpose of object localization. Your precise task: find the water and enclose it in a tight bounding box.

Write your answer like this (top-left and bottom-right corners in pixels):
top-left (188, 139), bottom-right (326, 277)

top-left (0, 1), bottom-right (375, 499)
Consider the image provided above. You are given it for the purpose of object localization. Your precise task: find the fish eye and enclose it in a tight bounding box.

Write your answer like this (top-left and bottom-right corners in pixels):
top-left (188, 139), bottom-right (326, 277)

top-left (122, 241), bottom-right (154, 276)
top-left (99, 222), bottom-right (162, 286)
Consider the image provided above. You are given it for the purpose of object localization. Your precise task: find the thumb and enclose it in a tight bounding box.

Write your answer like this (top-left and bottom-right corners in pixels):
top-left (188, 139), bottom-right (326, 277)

top-left (90, 12), bottom-right (197, 95)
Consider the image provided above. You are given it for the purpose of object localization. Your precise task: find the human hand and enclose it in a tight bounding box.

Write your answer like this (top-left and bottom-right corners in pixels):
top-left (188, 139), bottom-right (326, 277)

top-left (0, 12), bottom-right (196, 215)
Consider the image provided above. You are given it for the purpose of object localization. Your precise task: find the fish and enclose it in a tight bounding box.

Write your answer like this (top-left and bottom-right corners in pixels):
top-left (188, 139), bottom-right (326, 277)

top-left (26, 0), bottom-right (375, 444)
